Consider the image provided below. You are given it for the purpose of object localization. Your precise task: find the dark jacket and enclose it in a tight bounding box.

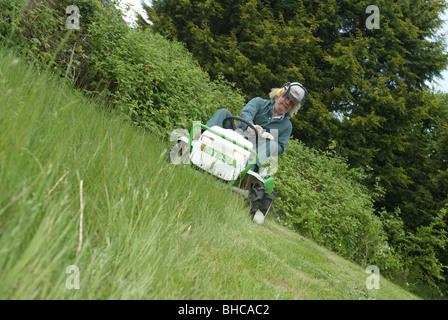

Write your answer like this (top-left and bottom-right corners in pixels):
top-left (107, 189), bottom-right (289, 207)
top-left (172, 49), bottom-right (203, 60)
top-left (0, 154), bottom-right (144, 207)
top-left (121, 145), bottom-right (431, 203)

top-left (239, 97), bottom-right (292, 155)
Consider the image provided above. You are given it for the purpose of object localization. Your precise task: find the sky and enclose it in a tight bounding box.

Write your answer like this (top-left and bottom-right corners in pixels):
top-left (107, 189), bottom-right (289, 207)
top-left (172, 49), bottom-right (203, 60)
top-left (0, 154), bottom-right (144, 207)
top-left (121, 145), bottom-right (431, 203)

top-left (116, 0), bottom-right (151, 27)
top-left (116, 0), bottom-right (448, 92)
top-left (433, 12), bottom-right (448, 92)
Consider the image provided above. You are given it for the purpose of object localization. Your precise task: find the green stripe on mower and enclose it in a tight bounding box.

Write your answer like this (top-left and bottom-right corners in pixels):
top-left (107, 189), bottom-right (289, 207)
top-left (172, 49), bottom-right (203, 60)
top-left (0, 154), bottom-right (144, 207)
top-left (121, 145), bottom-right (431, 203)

top-left (263, 176), bottom-right (274, 194)
top-left (189, 123), bottom-right (258, 186)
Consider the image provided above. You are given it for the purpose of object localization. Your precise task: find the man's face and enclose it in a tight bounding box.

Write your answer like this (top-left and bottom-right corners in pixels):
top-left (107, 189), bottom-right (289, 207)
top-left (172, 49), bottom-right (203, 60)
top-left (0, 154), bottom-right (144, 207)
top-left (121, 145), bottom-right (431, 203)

top-left (274, 95), bottom-right (298, 115)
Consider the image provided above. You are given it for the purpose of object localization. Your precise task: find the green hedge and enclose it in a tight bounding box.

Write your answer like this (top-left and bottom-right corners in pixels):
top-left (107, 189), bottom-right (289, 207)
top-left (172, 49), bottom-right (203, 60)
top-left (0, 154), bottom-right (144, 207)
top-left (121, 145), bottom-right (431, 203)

top-left (274, 139), bottom-right (398, 269)
top-left (274, 140), bottom-right (447, 292)
top-left (85, 12), bottom-right (246, 135)
top-left (0, 0), bottom-right (245, 137)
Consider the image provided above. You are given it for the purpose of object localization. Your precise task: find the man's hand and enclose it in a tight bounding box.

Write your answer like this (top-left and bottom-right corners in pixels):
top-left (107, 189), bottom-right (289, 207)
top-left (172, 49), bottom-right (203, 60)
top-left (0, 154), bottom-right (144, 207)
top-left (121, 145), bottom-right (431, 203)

top-left (246, 124), bottom-right (264, 135)
top-left (261, 132), bottom-right (274, 140)
top-left (246, 125), bottom-right (274, 140)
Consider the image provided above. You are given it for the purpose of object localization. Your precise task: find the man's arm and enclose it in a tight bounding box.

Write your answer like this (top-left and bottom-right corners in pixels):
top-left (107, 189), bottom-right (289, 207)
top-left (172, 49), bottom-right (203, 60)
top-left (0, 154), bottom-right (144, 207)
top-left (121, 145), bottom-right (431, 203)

top-left (275, 124), bottom-right (292, 155)
top-left (239, 97), bottom-right (262, 129)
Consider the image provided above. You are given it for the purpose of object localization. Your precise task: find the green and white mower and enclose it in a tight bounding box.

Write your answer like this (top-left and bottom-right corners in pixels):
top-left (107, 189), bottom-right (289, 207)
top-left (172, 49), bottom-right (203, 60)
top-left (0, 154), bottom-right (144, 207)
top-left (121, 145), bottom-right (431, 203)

top-left (169, 116), bottom-right (275, 224)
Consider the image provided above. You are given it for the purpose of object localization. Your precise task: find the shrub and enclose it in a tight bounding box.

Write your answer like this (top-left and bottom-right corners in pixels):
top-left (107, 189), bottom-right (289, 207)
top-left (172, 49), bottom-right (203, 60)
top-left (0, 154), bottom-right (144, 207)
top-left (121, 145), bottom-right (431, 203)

top-left (379, 207), bottom-right (448, 291)
top-left (0, 0), bottom-right (246, 138)
top-left (274, 139), bottom-right (393, 266)
top-left (1, 0), bottom-right (99, 79)
top-left (85, 22), bottom-right (246, 136)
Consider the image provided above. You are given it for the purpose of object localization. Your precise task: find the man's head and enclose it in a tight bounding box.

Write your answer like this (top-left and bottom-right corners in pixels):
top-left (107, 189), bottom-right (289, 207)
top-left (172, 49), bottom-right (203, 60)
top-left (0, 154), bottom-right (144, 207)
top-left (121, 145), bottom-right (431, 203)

top-left (269, 82), bottom-right (308, 116)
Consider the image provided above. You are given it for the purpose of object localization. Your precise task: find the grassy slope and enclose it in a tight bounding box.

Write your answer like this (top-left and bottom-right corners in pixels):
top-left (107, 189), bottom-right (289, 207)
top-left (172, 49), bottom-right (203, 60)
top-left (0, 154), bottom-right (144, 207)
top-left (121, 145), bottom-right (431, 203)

top-left (0, 49), bottom-right (418, 300)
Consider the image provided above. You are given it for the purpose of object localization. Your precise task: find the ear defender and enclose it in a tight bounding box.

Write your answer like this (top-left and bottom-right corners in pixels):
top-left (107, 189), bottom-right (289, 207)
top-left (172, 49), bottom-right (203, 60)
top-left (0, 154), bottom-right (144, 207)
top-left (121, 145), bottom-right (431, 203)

top-left (281, 82), bottom-right (308, 107)
top-left (276, 82), bottom-right (291, 97)
top-left (275, 88), bottom-right (285, 97)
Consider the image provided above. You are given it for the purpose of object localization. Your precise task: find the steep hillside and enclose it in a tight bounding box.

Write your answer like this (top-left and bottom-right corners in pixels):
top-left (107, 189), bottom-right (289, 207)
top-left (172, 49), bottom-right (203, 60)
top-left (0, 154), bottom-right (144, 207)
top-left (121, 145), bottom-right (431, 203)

top-left (0, 49), bottom-right (418, 301)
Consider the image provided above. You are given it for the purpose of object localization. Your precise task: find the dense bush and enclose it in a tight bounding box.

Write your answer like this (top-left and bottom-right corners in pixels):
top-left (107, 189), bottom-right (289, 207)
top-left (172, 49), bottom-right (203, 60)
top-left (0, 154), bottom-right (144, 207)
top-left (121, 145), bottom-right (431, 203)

top-left (85, 21), bottom-right (246, 135)
top-left (0, 0), bottom-right (98, 78)
top-left (0, 0), bottom-right (246, 137)
top-left (274, 139), bottom-right (448, 294)
top-left (379, 207), bottom-right (447, 291)
top-left (274, 140), bottom-right (394, 266)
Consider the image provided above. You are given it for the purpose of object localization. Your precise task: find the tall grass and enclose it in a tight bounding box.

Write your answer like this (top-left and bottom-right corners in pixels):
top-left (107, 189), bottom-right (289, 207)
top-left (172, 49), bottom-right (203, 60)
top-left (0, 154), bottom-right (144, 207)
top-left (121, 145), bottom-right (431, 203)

top-left (0, 49), bottom-right (418, 300)
top-left (0, 48), bottom-right (236, 298)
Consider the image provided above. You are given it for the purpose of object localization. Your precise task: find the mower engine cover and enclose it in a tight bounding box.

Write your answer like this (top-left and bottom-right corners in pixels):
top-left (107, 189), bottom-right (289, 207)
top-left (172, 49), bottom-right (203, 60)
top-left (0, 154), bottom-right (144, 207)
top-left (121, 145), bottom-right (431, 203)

top-left (190, 126), bottom-right (253, 181)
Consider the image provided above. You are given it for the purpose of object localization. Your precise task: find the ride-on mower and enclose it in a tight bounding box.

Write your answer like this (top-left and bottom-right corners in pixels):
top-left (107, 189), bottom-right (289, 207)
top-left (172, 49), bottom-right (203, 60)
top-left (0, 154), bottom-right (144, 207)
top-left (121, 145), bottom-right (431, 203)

top-left (169, 116), bottom-right (276, 224)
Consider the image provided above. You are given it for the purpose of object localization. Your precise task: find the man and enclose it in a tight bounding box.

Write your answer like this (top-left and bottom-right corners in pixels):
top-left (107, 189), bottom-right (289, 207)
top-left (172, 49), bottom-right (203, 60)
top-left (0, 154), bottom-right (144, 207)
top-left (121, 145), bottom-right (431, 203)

top-left (206, 82), bottom-right (308, 169)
